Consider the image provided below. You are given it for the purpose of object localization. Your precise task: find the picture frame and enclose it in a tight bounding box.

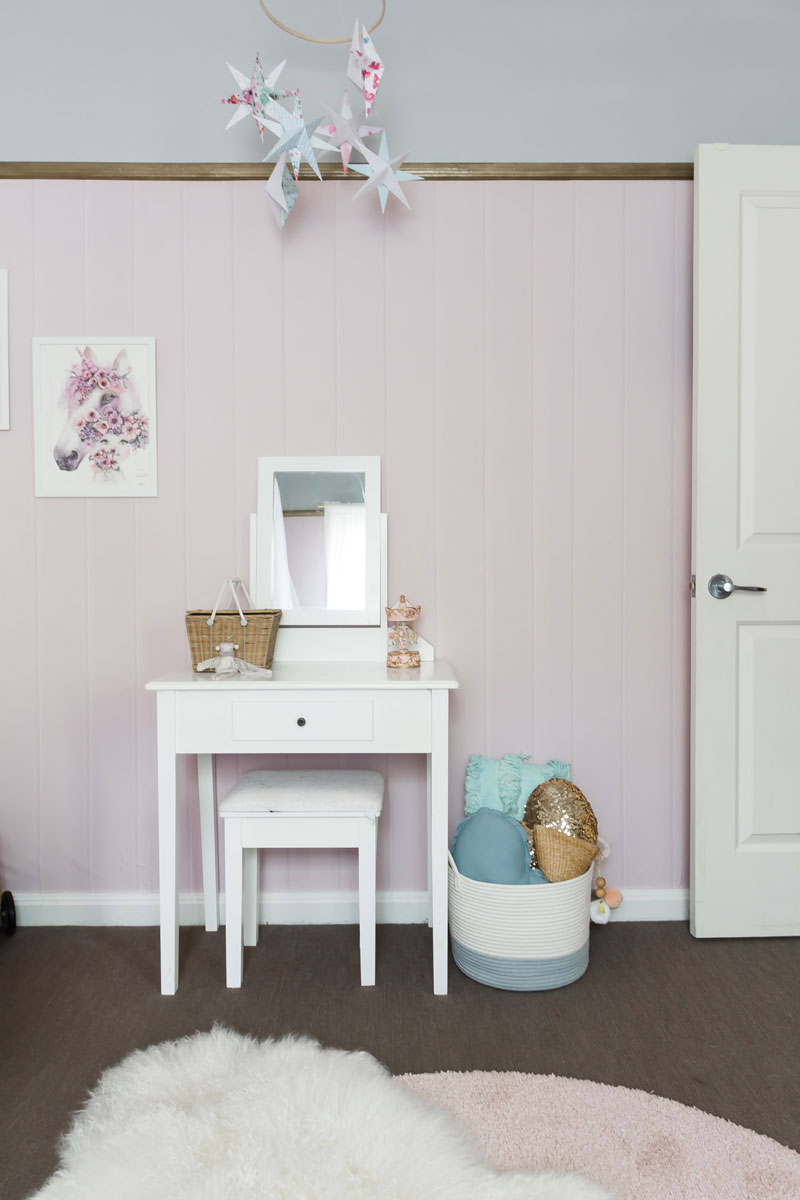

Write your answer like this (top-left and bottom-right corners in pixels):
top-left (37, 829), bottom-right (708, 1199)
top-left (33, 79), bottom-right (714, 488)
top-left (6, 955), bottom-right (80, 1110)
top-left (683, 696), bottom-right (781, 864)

top-left (33, 336), bottom-right (157, 497)
top-left (0, 269), bottom-right (8, 430)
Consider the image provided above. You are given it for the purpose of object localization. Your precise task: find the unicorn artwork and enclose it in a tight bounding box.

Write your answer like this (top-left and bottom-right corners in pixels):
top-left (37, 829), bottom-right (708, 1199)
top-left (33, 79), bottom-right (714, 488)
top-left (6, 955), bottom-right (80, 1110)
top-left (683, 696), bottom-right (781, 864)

top-left (34, 337), bottom-right (157, 497)
top-left (53, 346), bottom-right (147, 480)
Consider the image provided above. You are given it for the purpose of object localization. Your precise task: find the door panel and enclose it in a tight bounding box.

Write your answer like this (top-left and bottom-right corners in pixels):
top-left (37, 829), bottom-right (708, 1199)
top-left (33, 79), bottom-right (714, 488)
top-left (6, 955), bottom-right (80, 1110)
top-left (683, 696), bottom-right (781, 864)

top-left (740, 197), bottom-right (800, 542)
top-left (692, 143), bottom-right (800, 937)
top-left (737, 624), bottom-right (800, 843)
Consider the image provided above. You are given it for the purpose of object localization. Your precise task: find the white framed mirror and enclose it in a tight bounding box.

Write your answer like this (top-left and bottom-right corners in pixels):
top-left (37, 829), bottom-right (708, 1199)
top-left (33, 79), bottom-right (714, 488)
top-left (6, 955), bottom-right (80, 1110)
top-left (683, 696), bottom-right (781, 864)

top-left (255, 455), bottom-right (381, 626)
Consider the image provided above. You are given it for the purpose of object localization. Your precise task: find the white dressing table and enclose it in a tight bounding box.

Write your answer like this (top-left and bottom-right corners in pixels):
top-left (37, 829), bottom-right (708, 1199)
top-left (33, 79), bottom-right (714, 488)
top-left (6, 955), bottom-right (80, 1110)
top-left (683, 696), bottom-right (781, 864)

top-left (146, 456), bottom-right (459, 996)
top-left (146, 660), bottom-right (458, 995)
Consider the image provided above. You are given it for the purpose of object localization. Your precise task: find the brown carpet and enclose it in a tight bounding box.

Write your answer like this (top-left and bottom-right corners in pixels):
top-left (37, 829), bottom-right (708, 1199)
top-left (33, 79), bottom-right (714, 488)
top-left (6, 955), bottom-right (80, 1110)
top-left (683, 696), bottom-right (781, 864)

top-left (2, 922), bottom-right (799, 1200)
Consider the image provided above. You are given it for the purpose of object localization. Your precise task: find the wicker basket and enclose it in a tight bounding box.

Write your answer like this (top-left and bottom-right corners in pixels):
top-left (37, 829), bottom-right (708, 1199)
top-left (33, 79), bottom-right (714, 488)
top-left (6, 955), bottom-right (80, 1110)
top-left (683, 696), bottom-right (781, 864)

top-left (448, 852), bottom-right (592, 991)
top-left (186, 578), bottom-right (281, 672)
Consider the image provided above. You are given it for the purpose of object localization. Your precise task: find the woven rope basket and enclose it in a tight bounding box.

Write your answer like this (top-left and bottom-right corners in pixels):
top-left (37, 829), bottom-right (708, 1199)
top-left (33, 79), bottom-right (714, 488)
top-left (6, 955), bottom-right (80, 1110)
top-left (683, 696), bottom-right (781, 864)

top-left (448, 852), bottom-right (593, 991)
top-left (185, 578), bottom-right (281, 672)
top-left (532, 825), bottom-right (599, 883)
top-left (185, 609), bottom-right (281, 671)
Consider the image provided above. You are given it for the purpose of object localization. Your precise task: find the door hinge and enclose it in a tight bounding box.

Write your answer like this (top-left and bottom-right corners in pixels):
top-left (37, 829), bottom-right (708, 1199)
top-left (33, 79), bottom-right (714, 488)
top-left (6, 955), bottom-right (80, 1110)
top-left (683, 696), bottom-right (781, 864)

top-left (690, 574), bottom-right (696, 597)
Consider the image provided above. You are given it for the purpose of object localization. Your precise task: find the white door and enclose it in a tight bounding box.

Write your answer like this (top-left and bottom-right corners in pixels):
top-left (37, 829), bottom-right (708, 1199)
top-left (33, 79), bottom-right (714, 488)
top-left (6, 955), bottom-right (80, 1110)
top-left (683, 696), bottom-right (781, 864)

top-left (692, 143), bottom-right (800, 938)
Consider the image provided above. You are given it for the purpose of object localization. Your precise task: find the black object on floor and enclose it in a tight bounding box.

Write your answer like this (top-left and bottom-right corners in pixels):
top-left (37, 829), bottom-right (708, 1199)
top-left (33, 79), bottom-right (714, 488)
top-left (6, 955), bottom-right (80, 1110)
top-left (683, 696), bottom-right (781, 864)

top-left (1, 890), bottom-right (15, 936)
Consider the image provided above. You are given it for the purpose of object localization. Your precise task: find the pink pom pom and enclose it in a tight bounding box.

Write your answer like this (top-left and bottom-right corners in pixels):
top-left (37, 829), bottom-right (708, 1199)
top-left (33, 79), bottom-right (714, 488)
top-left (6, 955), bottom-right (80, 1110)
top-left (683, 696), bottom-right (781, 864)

top-left (605, 887), bottom-right (622, 909)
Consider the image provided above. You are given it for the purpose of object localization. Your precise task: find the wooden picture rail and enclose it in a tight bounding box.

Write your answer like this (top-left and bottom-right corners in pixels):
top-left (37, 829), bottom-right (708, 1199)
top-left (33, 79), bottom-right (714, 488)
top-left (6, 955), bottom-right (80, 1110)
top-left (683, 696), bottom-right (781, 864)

top-left (0, 162), bottom-right (693, 181)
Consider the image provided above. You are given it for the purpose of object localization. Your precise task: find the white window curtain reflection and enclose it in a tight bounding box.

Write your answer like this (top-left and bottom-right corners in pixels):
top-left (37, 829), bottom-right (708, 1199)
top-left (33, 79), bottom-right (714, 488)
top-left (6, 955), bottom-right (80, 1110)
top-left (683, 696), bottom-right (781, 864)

top-left (324, 503), bottom-right (366, 610)
top-left (272, 479), bottom-right (300, 609)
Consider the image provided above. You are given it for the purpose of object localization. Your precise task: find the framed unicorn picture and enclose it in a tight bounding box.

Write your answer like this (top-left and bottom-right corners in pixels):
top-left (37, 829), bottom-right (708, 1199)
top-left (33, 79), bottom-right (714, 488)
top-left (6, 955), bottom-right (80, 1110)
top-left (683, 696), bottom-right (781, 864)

top-left (33, 336), bottom-right (157, 497)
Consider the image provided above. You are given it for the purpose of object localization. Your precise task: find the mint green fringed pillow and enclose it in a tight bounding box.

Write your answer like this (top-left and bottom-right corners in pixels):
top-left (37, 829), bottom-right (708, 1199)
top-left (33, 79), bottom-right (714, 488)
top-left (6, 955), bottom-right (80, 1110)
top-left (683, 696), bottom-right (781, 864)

top-left (464, 754), bottom-right (570, 822)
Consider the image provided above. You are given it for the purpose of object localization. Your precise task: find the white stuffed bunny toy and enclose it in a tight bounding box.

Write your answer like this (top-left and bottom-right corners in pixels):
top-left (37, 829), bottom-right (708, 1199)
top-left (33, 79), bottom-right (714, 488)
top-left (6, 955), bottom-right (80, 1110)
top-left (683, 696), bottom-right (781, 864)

top-left (196, 641), bottom-right (272, 681)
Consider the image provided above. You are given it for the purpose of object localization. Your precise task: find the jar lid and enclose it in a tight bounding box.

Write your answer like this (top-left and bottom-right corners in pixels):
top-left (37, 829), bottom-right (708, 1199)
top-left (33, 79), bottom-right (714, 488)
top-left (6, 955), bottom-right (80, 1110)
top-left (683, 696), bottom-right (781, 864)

top-left (386, 594), bottom-right (421, 622)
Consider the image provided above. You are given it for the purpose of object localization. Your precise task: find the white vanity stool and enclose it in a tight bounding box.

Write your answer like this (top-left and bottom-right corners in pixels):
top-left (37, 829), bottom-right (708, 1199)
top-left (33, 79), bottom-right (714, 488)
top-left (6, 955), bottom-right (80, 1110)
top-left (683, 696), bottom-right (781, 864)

top-left (220, 768), bottom-right (384, 988)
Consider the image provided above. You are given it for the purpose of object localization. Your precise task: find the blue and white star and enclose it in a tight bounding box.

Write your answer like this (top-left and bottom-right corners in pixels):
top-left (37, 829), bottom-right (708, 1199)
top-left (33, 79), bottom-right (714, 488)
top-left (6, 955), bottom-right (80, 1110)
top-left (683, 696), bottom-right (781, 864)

top-left (256, 98), bottom-right (326, 180)
top-left (264, 153), bottom-right (299, 230)
top-left (350, 132), bottom-right (421, 212)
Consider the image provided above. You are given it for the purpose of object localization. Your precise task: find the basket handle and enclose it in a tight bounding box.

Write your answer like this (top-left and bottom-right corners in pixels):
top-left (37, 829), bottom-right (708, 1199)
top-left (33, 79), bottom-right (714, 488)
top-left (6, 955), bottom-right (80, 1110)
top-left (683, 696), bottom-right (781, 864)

top-left (447, 850), bottom-right (461, 890)
top-left (231, 577), bottom-right (255, 610)
top-left (206, 578), bottom-right (253, 659)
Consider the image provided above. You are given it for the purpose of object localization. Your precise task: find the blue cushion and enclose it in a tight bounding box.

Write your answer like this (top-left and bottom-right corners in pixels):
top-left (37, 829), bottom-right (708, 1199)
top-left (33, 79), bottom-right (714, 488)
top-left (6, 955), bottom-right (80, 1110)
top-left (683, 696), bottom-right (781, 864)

top-left (450, 808), bottom-right (548, 885)
top-left (465, 754), bottom-right (570, 821)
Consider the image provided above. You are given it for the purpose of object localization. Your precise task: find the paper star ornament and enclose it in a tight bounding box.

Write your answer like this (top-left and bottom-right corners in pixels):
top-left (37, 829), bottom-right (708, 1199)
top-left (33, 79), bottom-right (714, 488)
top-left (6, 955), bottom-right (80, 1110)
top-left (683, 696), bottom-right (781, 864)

top-left (347, 20), bottom-right (384, 115)
top-left (264, 153), bottom-right (298, 230)
top-left (319, 91), bottom-right (382, 171)
top-left (350, 133), bottom-right (421, 212)
top-left (257, 97), bottom-right (325, 180)
top-left (221, 55), bottom-right (289, 136)
top-left (257, 94), bottom-right (334, 175)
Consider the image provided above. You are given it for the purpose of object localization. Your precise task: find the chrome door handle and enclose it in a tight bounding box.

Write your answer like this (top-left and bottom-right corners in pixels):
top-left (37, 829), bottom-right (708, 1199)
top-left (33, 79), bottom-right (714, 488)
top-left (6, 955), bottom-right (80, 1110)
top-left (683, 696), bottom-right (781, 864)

top-left (708, 573), bottom-right (767, 599)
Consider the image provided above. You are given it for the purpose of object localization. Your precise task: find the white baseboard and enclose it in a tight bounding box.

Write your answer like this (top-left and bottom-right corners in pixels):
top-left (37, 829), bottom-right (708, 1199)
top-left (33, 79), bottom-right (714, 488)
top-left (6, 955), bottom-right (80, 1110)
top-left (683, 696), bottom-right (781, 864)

top-left (613, 888), bottom-right (689, 922)
top-left (13, 891), bottom-right (430, 927)
top-left (12, 888), bottom-right (689, 927)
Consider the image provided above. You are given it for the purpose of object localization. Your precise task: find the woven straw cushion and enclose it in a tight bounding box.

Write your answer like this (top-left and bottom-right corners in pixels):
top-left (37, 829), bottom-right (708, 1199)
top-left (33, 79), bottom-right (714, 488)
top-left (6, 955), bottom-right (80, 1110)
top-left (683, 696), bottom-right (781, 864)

top-left (219, 769), bottom-right (384, 815)
top-left (533, 824), bottom-right (598, 883)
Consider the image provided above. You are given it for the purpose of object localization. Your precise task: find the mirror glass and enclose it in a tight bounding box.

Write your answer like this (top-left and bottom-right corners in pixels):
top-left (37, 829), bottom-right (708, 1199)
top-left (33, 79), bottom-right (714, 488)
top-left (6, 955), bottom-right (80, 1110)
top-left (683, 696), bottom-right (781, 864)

top-left (256, 456), bottom-right (381, 626)
top-left (276, 470), bottom-right (366, 610)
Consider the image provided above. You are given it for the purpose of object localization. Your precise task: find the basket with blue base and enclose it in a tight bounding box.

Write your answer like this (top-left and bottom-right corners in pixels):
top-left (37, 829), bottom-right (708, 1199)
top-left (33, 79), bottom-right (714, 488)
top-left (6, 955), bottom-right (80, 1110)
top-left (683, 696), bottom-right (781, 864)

top-left (448, 852), bottom-right (592, 991)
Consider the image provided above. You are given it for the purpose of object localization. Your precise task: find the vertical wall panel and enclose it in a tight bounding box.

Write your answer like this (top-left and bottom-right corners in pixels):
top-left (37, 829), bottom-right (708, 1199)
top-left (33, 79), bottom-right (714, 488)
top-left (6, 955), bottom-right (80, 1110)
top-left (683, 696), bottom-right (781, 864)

top-left (83, 182), bottom-right (138, 892)
top-left (0, 178), bottom-right (695, 903)
top-left (572, 182), bottom-right (626, 876)
top-left (283, 183), bottom-right (337, 456)
top-left (434, 183), bottom-right (488, 831)
top-left (181, 183), bottom-right (239, 892)
top-left (32, 181), bottom-right (91, 892)
top-left (132, 181), bottom-right (187, 892)
top-left (484, 182), bottom-right (535, 754)
top-left (621, 182), bottom-right (679, 888)
top-left (334, 182), bottom-right (387, 455)
top-left (231, 181), bottom-right (286, 577)
top-left (0, 182), bottom-right (39, 889)
top-left (182, 183), bottom-right (238, 608)
top-left (530, 182), bottom-right (576, 764)
top-left (383, 184), bottom-right (438, 892)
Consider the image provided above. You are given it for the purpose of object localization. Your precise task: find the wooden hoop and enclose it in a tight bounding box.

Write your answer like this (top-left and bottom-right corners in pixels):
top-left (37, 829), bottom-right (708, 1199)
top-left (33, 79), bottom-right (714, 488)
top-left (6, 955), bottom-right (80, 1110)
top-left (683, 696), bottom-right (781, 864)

top-left (257, 0), bottom-right (385, 45)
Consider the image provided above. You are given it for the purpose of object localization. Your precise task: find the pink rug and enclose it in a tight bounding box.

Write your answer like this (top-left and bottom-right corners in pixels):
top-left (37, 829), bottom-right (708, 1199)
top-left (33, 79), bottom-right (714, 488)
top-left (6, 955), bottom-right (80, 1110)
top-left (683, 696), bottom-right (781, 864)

top-left (400, 1071), bottom-right (800, 1200)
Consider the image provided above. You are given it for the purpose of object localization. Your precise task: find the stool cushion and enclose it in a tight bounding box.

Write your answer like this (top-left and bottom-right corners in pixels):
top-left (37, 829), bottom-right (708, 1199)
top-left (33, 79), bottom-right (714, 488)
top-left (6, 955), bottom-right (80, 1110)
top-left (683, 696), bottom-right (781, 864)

top-left (219, 769), bottom-right (384, 816)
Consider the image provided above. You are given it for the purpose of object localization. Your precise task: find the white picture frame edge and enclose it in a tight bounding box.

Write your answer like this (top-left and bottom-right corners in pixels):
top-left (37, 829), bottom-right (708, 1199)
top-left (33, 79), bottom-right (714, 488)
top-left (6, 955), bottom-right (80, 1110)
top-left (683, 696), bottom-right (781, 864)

top-left (0, 269), bottom-right (8, 430)
top-left (256, 454), bottom-right (382, 626)
top-left (32, 335), bottom-right (157, 498)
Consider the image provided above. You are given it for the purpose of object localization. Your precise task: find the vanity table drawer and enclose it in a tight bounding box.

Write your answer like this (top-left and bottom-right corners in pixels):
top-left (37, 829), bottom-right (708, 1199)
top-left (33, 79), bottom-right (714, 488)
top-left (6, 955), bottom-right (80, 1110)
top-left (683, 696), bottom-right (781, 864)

top-left (233, 699), bottom-right (373, 742)
top-left (174, 689), bottom-right (432, 752)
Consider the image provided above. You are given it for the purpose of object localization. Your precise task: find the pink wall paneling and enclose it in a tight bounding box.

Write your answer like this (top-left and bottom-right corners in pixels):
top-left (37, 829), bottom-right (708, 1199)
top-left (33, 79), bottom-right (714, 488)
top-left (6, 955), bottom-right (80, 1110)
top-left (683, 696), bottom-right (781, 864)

top-left (0, 179), bottom-right (692, 901)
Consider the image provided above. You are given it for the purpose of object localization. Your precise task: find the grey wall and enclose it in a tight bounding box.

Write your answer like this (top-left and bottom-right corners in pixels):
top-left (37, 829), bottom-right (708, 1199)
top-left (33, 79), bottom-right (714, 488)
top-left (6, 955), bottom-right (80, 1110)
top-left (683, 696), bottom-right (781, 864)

top-left (1, 1), bottom-right (799, 162)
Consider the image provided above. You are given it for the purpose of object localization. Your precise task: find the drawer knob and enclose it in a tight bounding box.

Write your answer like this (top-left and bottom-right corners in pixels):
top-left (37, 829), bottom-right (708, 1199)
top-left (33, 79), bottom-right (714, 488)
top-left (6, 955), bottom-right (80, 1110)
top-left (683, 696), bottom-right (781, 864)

top-left (296, 717), bottom-right (306, 727)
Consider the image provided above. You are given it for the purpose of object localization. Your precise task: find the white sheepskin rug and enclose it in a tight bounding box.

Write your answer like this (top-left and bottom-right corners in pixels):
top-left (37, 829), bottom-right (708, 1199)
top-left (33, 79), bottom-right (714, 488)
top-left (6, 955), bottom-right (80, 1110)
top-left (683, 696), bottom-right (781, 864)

top-left (32, 1028), bottom-right (610, 1199)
